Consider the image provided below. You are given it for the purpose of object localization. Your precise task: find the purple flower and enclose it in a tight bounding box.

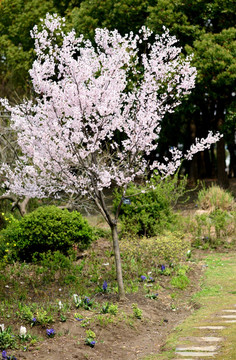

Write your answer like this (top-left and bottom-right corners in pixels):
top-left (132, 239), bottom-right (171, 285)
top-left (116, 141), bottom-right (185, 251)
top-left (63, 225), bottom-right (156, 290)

top-left (32, 317), bottom-right (36, 323)
top-left (102, 280), bottom-right (108, 291)
top-left (149, 276), bottom-right (154, 282)
top-left (141, 275), bottom-right (146, 281)
top-left (46, 328), bottom-right (55, 337)
top-left (90, 340), bottom-right (96, 347)
top-left (161, 265), bottom-right (166, 272)
top-left (84, 297), bottom-right (90, 303)
top-left (75, 318), bottom-right (83, 321)
top-left (2, 351), bottom-right (7, 360)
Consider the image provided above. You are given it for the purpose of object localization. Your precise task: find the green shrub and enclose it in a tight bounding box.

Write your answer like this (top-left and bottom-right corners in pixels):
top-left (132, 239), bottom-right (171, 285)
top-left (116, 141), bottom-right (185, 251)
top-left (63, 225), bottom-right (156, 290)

top-left (113, 173), bottom-right (188, 237)
top-left (120, 232), bottom-right (190, 274)
top-left (0, 206), bottom-right (94, 261)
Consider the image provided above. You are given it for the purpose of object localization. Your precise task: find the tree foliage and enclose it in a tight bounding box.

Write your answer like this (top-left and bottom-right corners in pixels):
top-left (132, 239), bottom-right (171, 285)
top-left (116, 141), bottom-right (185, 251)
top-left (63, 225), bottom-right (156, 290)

top-left (0, 0), bottom-right (56, 98)
top-left (69, 0), bottom-right (149, 39)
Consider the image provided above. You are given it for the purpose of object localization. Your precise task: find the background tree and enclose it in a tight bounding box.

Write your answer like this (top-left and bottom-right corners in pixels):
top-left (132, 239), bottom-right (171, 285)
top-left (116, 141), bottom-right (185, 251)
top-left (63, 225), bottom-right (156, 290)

top-left (147, 0), bottom-right (236, 185)
top-left (0, 15), bottom-right (220, 298)
top-left (69, 0), bottom-right (149, 39)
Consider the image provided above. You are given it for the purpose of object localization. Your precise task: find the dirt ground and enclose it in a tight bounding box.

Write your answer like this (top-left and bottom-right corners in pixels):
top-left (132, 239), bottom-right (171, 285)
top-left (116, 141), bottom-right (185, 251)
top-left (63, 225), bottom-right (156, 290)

top-left (11, 260), bottom-right (203, 360)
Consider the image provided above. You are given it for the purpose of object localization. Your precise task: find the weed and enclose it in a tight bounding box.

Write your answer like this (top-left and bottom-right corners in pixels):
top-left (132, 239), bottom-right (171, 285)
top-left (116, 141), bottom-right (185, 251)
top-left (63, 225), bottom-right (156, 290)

top-left (17, 303), bottom-right (53, 326)
top-left (95, 314), bottom-right (115, 327)
top-left (60, 314), bottom-right (67, 322)
top-left (124, 280), bottom-right (139, 294)
top-left (101, 302), bottom-right (118, 315)
top-left (17, 304), bottom-right (34, 323)
top-left (145, 293), bottom-right (158, 299)
top-left (132, 303), bottom-right (142, 319)
top-left (171, 274), bottom-right (190, 290)
top-left (35, 308), bottom-right (54, 326)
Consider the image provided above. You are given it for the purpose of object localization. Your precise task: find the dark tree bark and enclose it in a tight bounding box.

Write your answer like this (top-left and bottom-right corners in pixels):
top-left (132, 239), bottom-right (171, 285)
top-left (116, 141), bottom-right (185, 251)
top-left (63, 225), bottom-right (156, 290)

top-left (217, 116), bottom-right (229, 188)
top-left (189, 118), bottom-right (199, 183)
top-left (111, 224), bottom-right (125, 300)
top-left (0, 195), bottom-right (29, 216)
top-left (217, 136), bottom-right (229, 188)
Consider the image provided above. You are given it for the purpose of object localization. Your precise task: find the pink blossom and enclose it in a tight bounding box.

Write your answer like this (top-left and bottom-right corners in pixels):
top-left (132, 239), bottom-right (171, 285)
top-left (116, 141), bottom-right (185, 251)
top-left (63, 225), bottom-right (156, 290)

top-left (0, 14), bottom-right (220, 204)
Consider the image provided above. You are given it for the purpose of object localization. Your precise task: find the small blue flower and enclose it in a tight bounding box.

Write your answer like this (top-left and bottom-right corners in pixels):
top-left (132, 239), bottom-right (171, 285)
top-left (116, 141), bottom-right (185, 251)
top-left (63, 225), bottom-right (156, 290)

top-left (102, 280), bottom-right (108, 291)
top-left (2, 351), bottom-right (7, 360)
top-left (161, 265), bottom-right (166, 272)
top-left (149, 276), bottom-right (154, 282)
top-left (75, 318), bottom-right (83, 321)
top-left (84, 297), bottom-right (90, 304)
top-left (141, 275), bottom-right (146, 281)
top-left (46, 328), bottom-right (55, 337)
top-left (90, 340), bottom-right (96, 347)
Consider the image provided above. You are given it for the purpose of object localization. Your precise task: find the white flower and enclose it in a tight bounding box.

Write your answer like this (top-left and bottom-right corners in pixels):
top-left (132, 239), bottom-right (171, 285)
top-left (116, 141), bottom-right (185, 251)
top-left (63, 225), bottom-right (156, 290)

top-left (58, 301), bottom-right (63, 310)
top-left (20, 326), bottom-right (27, 336)
top-left (0, 324), bottom-right (4, 332)
top-left (73, 294), bottom-right (79, 303)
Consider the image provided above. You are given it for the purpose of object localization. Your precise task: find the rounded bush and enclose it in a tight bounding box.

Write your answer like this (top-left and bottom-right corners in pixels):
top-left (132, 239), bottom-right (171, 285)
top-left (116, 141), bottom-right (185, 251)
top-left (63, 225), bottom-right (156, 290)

top-left (113, 173), bottom-right (187, 237)
top-left (1, 206), bottom-right (94, 261)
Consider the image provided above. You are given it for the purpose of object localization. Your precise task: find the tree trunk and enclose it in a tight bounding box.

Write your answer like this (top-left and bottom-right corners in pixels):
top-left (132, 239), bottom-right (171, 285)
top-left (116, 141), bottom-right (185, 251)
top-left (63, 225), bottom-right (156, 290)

top-left (217, 117), bottom-right (229, 188)
top-left (111, 224), bottom-right (125, 300)
top-left (228, 143), bottom-right (236, 178)
top-left (189, 119), bottom-right (199, 183)
top-left (217, 136), bottom-right (229, 188)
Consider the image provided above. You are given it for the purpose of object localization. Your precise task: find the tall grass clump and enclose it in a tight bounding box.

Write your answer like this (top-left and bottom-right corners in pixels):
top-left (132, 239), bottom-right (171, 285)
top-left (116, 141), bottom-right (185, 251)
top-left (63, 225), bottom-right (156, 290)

top-left (193, 185), bottom-right (235, 247)
top-left (197, 185), bottom-right (235, 211)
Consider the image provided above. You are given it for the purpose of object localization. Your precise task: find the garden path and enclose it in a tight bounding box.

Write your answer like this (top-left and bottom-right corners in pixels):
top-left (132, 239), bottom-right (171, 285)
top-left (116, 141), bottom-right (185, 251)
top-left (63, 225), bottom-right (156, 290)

top-left (174, 305), bottom-right (236, 359)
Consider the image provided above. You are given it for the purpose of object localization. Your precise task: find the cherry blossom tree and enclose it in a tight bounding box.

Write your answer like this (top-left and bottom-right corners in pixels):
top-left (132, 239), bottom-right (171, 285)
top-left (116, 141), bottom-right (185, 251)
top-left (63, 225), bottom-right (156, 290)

top-left (0, 14), bottom-right (221, 299)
